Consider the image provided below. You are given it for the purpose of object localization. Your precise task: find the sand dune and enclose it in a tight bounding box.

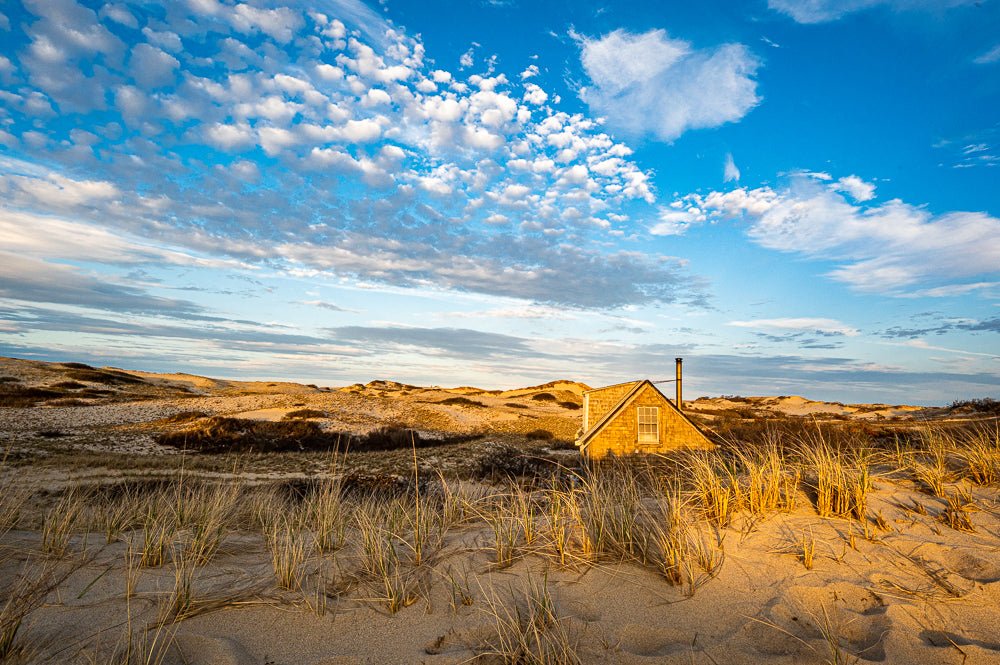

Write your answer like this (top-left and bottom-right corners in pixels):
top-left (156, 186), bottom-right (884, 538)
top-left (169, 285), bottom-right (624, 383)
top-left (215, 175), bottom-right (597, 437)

top-left (2, 356), bottom-right (999, 664)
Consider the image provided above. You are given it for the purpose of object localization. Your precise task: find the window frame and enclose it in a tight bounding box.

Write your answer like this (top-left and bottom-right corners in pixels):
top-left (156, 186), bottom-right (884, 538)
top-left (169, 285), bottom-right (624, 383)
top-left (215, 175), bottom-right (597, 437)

top-left (637, 406), bottom-right (659, 444)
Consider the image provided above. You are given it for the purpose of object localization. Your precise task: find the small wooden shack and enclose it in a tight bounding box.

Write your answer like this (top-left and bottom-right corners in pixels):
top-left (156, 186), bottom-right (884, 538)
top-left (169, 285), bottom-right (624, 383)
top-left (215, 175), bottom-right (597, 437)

top-left (575, 379), bottom-right (713, 459)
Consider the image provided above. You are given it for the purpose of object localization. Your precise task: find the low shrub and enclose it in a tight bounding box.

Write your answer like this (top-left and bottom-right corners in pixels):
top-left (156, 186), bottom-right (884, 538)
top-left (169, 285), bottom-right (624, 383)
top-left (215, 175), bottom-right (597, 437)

top-left (50, 381), bottom-right (86, 390)
top-left (472, 442), bottom-right (558, 480)
top-left (283, 408), bottom-right (327, 420)
top-left (0, 385), bottom-right (64, 407)
top-left (531, 392), bottom-right (557, 402)
top-left (352, 427), bottom-right (482, 452)
top-left (64, 368), bottom-right (145, 385)
top-left (156, 417), bottom-right (349, 453)
top-left (474, 443), bottom-right (533, 479)
top-left (950, 398), bottom-right (1000, 415)
top-left (439, 396), bottom-right (485, 408)
top-left (163, 411), bottom-right (208, 423)
top-left (506, 402), bottom-right (529, 409)
top-left (547, 439), bottom-right (578, 451)
top-left (525, 429), bottom-right (554, 441)
top-left (78, 388), bottom-right (115, 397)
top-left (558, 401), bottom-right (581, 410)
top-left (156, 418), bottom-right (480, 454)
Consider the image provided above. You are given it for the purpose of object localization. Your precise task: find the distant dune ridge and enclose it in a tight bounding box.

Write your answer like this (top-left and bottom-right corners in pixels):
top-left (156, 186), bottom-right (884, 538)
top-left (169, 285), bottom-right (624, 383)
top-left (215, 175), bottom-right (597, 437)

top-left (0, 355), bottom-right (949, 416)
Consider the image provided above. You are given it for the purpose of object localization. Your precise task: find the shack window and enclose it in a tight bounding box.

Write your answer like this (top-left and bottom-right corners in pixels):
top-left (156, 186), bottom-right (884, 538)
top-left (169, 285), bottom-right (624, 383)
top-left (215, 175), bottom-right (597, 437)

top-left (637, 406), bottom-right (659, 443)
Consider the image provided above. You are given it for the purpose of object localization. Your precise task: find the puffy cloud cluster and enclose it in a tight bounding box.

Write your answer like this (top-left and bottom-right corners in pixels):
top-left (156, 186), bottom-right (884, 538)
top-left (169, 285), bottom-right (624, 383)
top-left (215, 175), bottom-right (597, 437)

top-left (0, 0), bottom-right (698, 309)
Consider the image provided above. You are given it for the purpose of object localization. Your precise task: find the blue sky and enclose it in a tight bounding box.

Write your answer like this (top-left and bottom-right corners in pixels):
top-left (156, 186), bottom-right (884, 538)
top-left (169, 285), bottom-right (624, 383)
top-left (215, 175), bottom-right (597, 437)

top-left (0, 0), bottom-right (997, 404)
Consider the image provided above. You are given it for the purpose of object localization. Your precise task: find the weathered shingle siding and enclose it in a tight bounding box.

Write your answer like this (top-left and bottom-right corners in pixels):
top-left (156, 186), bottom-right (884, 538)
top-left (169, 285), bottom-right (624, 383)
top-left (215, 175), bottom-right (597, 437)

top-left (584, 382), bottom-right (639, 431)
top-left (584, 383), bottom-right (712, 459)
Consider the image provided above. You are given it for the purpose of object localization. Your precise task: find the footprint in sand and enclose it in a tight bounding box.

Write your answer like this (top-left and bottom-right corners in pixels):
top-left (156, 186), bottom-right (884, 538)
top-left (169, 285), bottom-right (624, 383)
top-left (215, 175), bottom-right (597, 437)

top-left (943, 549), bottom-right (1000, 584)
top-left (618, 622), bottom-right (690, 657)
top-left (174, 634), bottom-right (254, 665)
top-left (754, 582), bottom-right (890, 662)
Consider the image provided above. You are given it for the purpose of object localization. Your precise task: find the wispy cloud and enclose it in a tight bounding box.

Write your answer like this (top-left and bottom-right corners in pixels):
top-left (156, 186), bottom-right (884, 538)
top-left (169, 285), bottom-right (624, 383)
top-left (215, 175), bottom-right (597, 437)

top-left (769, 0), bottom-right (976, 24)
top-left (879, 316), bottom-right (1000, 338)
top-left (0, 253), bottom-right (205, 315)
top-left (667, 172), bottom-right (1000, 294)
top-left (729, 317), bottom-right (861, 337)
top-left (974, 44), bottom-right (1000, 64)
top-left (724, 153), bottom-right (741, 183)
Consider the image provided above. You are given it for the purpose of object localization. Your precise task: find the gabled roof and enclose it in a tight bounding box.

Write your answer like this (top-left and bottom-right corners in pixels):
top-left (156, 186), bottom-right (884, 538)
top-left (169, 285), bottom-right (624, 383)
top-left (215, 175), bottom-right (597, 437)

top-left (576, 379), bottom-right (711, 450)
top-left (581, 380), bottom-right (642, 395)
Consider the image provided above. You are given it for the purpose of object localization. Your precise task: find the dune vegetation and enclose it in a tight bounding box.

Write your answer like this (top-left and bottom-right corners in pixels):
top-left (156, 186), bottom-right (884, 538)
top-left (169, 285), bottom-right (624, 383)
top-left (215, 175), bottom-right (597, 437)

top-left (2, 415), bottom-right (999, 664)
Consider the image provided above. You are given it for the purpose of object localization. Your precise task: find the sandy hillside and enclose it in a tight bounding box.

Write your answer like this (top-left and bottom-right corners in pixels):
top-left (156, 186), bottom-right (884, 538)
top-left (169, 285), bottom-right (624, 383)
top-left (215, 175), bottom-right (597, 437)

top-left (2, 356), bottom-right (1000, 664)
top-left (1, 355), bottom-right (982, 481)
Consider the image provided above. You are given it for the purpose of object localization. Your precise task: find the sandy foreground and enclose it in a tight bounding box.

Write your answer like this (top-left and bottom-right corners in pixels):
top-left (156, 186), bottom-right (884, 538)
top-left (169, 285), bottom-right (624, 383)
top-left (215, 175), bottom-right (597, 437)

top-left (1, 357), bottom-right (999, 664)
top-left (3, 482), bottom-right (1000, 665)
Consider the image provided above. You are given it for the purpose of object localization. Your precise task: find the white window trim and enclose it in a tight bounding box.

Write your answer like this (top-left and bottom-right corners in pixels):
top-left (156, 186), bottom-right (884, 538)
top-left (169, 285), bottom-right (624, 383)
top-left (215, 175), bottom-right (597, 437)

top-left (637, 406), bottom-right (659, 444)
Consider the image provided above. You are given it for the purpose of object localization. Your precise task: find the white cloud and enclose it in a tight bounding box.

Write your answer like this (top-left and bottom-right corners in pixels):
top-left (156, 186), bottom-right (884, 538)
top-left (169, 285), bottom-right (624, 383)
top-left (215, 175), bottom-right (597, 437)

top-left (575, 28), bottom-right (760, 142)
top-left (729, 317), bottom-right (860, 336)
top-left (100, 4), bottom-right (138, 28)
top-left (523, 83), bottom-right (548, 105)
top-left (899, 282), bottom-right (998, 298)
top-left (141, 27), bottom-right (182, 53)
top-left (0, 0), bottom-right (690, 310)
top-left (205, 122), bottom-right (255, 151)
top-left (337, 118), bottom-right (383, 143)
top-left (228, 4), bottom-right (303, 43)
top-left (650, 206), bottom-right (705, 236)
top-left (446, 305), bottom-right (577, 320)
top-left (459, 47), bottom-right (474, 69)
top-left (258, 126), bottom-right (299, 155)
top-left (902, 339), bottom-right (999, 358)
top-left (678, 174), bottom-right (1000, 293)
top-left (315, 64), bottom-right (345, 81)
top-left (0, 207), bottom-right (246, 270)
top-left (975, 44), bottom-right (1000, 65)
top-left (723, 153), bottom-right (740, 182)
top-left (1, 170), bottom-right (120, 209)
top-left (129, 43), bottom-right (180, 88)
top-left (769, 0), bottom-right (976, 23)
top-left (833, 174), bottom-right (875, 201)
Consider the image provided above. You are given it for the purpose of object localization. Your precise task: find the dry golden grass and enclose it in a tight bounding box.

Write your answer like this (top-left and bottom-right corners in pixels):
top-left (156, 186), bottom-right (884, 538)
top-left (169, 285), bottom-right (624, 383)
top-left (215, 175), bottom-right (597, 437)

top-left (478, 573), bottom-right (580, 665)
top-left (266, 516), bottom-right (306, 592)
top-left (804, 441), bottom-right (871, 520)
top-left (0, 559), bottom-right (66, 661)
top-left (3, 416), bottom-right (1000, 662)
top-left (138, 503), bottom-right (175, 568)
top-left (940, 490), bottom-right (975, 532)
top-left (40, 489), bottom-right (83, 557)
top-left (801, 531), bottom-right (816, 570)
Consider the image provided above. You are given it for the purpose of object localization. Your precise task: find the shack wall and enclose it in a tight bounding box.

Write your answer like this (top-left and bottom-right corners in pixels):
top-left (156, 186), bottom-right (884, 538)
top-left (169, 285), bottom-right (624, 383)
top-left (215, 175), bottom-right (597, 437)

top-left (584, 382), bottom-right (639, 431)
top-left (584, 383), bottom-right (712, 459)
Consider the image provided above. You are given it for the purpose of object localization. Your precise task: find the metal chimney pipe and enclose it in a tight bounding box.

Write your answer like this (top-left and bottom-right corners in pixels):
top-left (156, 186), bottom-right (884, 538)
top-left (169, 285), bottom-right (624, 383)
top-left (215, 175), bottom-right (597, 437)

top-left (675, 357), bottom-right (683, 411)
